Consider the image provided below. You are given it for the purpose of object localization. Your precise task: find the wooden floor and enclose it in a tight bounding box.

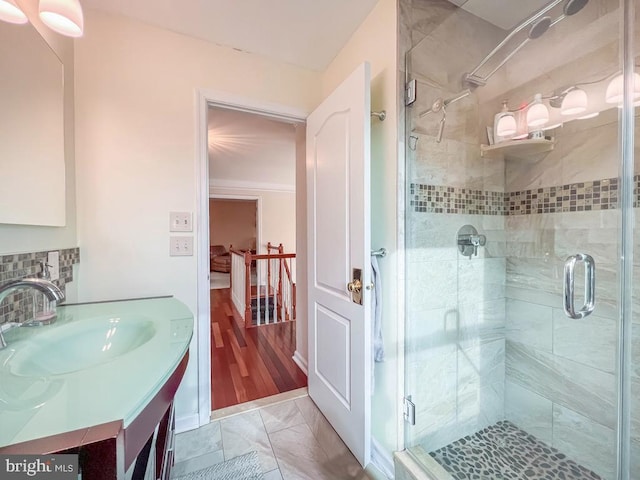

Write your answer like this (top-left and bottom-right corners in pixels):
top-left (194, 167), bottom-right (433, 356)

top-left (210, 288), bottom-right (307, 411)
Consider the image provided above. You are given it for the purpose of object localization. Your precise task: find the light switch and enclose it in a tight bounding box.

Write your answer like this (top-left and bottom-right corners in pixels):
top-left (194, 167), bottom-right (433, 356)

top-left (47, 251), bottom-right (60, 281)
top-left (170, 212), bottom-right (192, 232)
top-left (170, 236), bottom-right (193, 256)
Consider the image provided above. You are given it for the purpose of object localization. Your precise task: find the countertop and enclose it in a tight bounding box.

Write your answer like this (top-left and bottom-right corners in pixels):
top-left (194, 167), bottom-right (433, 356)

top-left (0, 297), bottom-right (193, 449)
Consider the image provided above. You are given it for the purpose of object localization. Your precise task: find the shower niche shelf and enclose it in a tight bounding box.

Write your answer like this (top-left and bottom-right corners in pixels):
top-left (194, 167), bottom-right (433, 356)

top-left (480, 138), bottom-right (555, 159)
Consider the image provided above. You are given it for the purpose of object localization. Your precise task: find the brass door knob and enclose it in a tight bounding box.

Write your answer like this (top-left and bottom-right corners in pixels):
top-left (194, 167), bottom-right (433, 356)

top-left (347, 279), bottom-right (362, 294)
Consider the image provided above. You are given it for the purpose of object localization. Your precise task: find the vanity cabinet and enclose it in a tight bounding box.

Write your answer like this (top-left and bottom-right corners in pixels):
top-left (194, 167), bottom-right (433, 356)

top-left (0, 297), bottom-right (194, 479)
top-left (0, 352), bottom-right (187, 480)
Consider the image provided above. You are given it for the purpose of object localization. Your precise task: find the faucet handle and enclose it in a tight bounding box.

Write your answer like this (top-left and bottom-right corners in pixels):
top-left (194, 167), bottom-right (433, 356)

top-left (37, 261), bottom-right (52, 280)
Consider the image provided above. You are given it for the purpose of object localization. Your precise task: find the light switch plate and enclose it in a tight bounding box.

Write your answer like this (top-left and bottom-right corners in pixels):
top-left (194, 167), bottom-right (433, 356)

top-left (170, 212), bottom-right (192, 232)
top-left (170, 236), bottom-right (193, 256)
top-left (47, 251), bottom-right (60, 281)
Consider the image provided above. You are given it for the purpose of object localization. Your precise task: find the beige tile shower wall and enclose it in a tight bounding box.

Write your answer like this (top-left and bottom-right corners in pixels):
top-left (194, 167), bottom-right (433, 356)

top-left (404, 0), bottom-right (504, 93)
top-left (504, 209), bottom-right (618, 479)
top-left (490, 11), bottom-right (624, 475)
top-left (501, 108), bottom-right (623, 195)
top-left (405, 212), bottom-right (506, 452)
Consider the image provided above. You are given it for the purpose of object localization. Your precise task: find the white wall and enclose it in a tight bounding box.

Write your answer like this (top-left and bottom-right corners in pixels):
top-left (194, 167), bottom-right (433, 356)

top-left (0, 0), bottom-right (77, 269)
top-left (74, 9), bottom-right (321, 427)
top-left (210, 188), bottom-right (296, 255)
top-left (321, 0), bottom-right (400, 460)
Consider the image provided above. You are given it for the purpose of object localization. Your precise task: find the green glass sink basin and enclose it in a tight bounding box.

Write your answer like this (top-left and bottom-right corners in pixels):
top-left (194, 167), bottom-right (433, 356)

top-left (8, 316), bottom-right (156, 377)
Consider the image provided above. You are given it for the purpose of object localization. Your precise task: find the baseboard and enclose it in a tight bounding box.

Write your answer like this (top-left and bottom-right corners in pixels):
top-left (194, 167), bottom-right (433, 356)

top-left (292, 350), bottom-right (308, 375)
top-left (371, 437), bottom-right (395, 479)
top-left (174, 413), bottom-right (200, 434)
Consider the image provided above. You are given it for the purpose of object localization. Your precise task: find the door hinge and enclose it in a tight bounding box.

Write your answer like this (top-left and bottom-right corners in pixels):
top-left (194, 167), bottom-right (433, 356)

top-left (403, 396), bottom-right (416, 425)
top-left (405, 79), bottom-right (417, 106)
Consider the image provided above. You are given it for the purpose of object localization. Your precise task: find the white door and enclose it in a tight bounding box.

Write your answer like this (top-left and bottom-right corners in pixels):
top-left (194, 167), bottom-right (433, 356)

top-left (306, 62), bottom-right (371, 466)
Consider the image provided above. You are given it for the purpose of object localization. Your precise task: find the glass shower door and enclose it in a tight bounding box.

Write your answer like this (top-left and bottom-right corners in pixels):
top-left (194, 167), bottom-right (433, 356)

top-left (401, 0), bottom-right (632, 478)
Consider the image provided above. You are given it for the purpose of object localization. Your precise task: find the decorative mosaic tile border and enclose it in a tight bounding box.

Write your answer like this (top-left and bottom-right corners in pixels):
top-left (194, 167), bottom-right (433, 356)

top-left (508, 177), bottom-right (619, 215)
top-left (409, 184), bottom-right (506, 215)
top-left (411, 176), bottom-right (625, 215)
top-left (0, 247), bottom-right (80, 325)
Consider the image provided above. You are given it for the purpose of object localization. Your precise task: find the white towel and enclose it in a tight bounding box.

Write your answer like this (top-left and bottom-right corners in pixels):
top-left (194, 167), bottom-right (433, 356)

top-left (371, 256), bottom-right (384, 363)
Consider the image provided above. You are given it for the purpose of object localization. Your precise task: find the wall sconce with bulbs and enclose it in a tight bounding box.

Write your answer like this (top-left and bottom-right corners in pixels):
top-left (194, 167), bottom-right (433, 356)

top-left (494, 70), bottom-right (640, 144)
top-left (494, 93), bottom-right (551, 143)
top-left (0, 0), bottom-right (83, 37)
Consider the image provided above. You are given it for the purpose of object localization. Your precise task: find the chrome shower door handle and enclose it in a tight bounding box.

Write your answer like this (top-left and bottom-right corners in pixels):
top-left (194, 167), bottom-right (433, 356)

top-left (563, 253), bottom-right (596, 319)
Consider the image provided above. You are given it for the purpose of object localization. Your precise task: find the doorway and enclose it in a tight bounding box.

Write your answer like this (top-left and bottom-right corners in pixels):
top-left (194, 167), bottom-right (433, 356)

top-left (209, 197), bottom-right (258, 290)
top-left (204, 103), bottom-right (307, 412)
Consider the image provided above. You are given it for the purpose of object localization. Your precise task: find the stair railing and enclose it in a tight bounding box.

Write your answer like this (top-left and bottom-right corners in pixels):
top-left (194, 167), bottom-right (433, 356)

top-left (230, 244), bottom-right (296, 328)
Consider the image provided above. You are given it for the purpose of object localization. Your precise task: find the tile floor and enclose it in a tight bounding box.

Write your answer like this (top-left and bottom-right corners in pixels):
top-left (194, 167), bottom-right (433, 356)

top-left (173, 395), bottom-right (372, 480)
top-left (429, 421), bottom-right (602, 480)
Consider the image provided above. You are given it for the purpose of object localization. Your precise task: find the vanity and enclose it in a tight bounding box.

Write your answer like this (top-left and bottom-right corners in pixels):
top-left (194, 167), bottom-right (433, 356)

top-left (0, 297), bottom-right (193, 479)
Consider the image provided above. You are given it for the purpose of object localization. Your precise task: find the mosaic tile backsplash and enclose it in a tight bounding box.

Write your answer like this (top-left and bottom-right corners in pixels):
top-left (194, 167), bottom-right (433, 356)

top-left (410, 176), bottom-right (624, 215)
top-left (0, 248), bottom-right (80, 325)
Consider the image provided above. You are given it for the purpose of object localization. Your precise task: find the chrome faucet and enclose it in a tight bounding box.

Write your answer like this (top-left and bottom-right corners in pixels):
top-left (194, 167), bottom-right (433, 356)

top-left (0, 278), bottom-right (65, 349)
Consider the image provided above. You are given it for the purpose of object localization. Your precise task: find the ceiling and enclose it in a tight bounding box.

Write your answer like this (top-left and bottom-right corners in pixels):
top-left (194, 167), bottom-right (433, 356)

top-left (208, 107), bottom-right (296, 188)
top-left (81, 0), bottom-right (379, 71)
top-left (449, 0), bottom-right (550, 30)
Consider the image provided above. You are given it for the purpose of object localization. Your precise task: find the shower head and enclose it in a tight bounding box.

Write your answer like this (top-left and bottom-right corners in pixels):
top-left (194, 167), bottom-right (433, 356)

top-left (418, 90), bottom-right (470, 118)
top-left (430, 98), bottom-right (444, 113)
top-left (564, 0), bottom-right (589, 16)
top-left (528, 16), bottom-right (552, 39)
top-left (465, 0), bottom-right (590, 88)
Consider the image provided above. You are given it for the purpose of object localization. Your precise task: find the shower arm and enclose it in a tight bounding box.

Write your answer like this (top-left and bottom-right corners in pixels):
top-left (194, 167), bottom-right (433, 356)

top-left (477, 13), bottom-right (569, 85)
top-left (466, 0), bottom-right (564, 81)
top-left (418, 89), bottom-right (471, 118)
top-left (477, 38), bottom-right (531, 86)
top-left (465, 16), bottom-right (566, 87)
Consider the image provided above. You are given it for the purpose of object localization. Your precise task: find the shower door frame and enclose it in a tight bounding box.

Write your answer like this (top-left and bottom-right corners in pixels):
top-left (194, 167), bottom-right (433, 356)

top-left (615, 0), bottom-right (635, 477)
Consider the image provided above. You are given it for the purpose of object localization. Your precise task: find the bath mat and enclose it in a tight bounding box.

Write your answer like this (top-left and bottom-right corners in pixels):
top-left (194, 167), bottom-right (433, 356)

top-left (172, 451), bottom-right (263, 480)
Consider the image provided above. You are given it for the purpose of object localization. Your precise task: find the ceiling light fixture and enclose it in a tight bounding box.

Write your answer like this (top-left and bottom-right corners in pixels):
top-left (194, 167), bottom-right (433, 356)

top-left (0, 0), bottom-right (27, 24)
top-left (39, 0), bottom-right (84, 37)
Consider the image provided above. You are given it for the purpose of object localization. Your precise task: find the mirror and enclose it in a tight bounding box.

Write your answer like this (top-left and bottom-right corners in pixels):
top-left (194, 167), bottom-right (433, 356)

top-left (0, 21), bottom-right (65, 226)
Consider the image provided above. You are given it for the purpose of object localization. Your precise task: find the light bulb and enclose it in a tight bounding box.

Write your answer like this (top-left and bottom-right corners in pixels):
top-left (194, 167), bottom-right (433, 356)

top-left (0, 0), bottom-right (28, 24)
top-left (561, 88), bottom-right (587, 115)
top-left (527, 93), bottom-right (549, 127)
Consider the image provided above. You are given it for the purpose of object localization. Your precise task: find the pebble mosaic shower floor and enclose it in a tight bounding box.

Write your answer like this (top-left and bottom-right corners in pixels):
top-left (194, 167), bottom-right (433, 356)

top-left (429, 421), bottom-right (602, 480)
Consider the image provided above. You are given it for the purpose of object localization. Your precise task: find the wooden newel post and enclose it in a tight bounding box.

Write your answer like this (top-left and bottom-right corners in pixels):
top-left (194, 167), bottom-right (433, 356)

top-left (244, 250), bottom-right (252, 328)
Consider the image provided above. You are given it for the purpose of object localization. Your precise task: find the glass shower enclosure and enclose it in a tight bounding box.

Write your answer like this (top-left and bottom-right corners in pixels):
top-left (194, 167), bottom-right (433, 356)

top-left (403, 0), bottom-right (637, 478)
